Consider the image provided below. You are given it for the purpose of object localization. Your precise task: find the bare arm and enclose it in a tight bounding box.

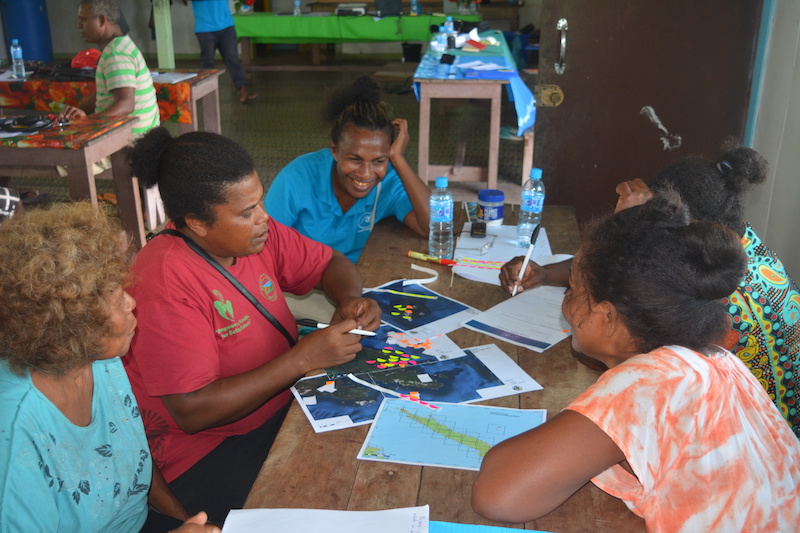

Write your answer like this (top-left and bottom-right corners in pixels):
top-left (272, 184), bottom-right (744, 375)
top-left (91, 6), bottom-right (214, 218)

top-left (472, 410), bottom-right (625, 523)
top-left (390, 118), bottom-right (430, 237)
top-left (160, 319), bottom-right (363, 434)
top-left (149, 463), bottom-right (191, 521)
top-left (160, 251), bottom-right (379, 434)
top-left (499, 257), bottom-right (572, 295)
top-left (61, 92), bottom-right (94, 119)
top-left (61, 86), bottom-right (135, 119)
top-left (96, 86), bottom-right (136, 117)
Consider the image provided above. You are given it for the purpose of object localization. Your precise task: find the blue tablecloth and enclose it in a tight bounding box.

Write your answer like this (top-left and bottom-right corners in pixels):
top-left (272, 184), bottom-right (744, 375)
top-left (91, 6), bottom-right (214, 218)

top-left (413, 30), bottom-right (535, 136)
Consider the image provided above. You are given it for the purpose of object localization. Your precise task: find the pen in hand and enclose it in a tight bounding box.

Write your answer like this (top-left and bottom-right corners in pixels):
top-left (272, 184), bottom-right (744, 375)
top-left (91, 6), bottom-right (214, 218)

top-left (511, 224), bottom-right (541, 297)
top-left (296, 318), bottom-right (376, 336)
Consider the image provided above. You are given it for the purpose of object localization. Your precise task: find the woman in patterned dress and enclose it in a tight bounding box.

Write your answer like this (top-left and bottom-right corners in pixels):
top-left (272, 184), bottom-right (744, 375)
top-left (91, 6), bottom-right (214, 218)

top-left (646, 138), bottom-right (799, 438)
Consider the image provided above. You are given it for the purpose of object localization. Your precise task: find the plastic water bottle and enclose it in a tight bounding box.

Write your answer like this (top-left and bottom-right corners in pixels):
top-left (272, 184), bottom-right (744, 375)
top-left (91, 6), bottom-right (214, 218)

top-left (430, 26), bottom-right (447, 56)
top-left (444, 16), bottom-right (457, 49)
top-left (428, 176), bottom-right (454, 259)
top-left (410, 0), bottom-right (419, 16)
top-left (10, 39), bottom-right (25, 79)
top-left (517, 167), bottom-right (545, 247)
top-left (443, 16), bottom-right (455, 35)
top-left (293, 0), bottom-right (302, 16)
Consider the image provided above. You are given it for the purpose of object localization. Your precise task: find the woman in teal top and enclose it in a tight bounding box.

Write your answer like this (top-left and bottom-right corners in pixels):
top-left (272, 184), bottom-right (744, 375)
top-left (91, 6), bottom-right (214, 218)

top-left (0, 203), bottom-right (218, 533)
top-left (265, 76), bottom-right (431, 263)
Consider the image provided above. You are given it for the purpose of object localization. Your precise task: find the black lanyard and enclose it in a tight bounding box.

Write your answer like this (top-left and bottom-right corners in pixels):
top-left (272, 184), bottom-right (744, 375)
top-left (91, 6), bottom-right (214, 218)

top-left (159, 229), bottom-right (296, 348)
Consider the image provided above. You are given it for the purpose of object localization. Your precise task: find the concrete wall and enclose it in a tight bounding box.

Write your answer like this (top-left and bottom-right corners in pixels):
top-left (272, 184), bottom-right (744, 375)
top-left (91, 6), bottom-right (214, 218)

top-left (747, 0), bottom-right (800, 277)
top-left (0, 0), bottom-right (202, 63)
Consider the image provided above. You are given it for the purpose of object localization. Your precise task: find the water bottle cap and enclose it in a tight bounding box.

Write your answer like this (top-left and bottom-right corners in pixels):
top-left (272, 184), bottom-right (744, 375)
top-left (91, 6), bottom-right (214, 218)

top-left (446, 15), bottom-right (452, 20)
top-left (439, 26), bottom-right (445, 31)
top-left (530, 167), bottom-right (543, 180)
top-left (11, 39), bottom-right (18, 45)
top-left (478, 189), bottom-right (504, 202)
top-left (435, 176), bottom-right (448, 188)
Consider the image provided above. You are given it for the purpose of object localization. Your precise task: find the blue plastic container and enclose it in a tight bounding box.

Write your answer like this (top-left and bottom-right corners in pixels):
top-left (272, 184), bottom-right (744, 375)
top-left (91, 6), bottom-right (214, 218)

top-left (2, 0), bottom-right (53, 63)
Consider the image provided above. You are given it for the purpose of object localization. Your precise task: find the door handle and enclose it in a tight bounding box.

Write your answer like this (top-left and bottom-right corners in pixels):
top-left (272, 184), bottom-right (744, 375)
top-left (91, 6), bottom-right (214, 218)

top-left (555, 18), bottom-right (568, 74)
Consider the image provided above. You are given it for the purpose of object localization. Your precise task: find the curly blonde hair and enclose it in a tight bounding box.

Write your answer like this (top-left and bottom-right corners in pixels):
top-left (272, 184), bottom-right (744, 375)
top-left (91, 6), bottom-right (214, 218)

top-left (0, 202), bottom-right (132, 376)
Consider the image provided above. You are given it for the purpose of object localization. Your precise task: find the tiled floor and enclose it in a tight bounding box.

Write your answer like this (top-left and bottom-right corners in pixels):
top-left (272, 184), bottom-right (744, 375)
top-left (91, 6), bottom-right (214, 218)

top-left (12, 50), bottom-right (528, 206)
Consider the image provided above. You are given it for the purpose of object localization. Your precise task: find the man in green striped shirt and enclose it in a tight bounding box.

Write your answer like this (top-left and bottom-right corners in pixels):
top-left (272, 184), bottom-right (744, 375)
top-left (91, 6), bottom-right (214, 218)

top-left (61, 0), bottom-right (160, 137)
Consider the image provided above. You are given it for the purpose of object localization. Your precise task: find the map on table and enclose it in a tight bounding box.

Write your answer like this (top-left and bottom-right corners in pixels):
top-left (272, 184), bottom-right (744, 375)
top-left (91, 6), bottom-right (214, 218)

top-left (363, 280), bottom-right (480, 337)
top-left (358, 399), bottom-right (547, 471)
top-left (290, 327), bottom-right (542, 433)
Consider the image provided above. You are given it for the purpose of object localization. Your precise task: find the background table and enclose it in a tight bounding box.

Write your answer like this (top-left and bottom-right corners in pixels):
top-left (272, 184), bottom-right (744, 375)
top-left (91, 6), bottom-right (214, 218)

top-left (413, 30), bottom-right (535, 189)
top-left (234, 13), bottom-right (481, 66)
top-left (245, 205), bottom-right (646, 532)
top-left (0, 70), bottom-right (223, 134)
top-left (0, 115), bottom-right (145, 250)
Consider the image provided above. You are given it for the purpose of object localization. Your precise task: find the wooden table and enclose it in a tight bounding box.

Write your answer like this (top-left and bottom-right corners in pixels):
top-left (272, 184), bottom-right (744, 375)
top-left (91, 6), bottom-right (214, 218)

top-left (413, 30), bottom-right (535, 190)
top-left (0, 115), bottom-right (145, 250)
top-left (245, 205), bottom-right (646, 532)
top-left (233, 13), bottom-right (480, 67)
top-left (0, 69), bottom-right (224, 134)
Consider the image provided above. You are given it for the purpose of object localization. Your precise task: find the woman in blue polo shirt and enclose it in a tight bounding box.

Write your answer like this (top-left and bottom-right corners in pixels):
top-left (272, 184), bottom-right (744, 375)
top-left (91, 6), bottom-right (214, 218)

top-left (265, 76), bottom-right (430, 263)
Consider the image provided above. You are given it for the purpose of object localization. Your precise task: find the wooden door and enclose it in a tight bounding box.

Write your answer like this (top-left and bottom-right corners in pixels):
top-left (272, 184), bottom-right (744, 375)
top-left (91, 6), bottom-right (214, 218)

top-left (534, 0), bottom-right (763, 225)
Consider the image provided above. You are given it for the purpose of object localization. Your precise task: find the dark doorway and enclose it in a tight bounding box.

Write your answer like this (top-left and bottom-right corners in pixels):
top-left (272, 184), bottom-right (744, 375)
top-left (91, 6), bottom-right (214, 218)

top-left (534, 0), bottom-right (763, 225)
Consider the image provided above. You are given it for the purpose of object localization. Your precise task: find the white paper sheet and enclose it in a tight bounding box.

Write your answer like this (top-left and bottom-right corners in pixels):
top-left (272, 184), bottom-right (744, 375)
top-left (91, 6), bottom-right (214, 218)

top-left (463, 286), bottom-right (571, 352)
top-left (453, 224), bottom-right (573, 286)
top-left (222, 505), bottom-right (429, 533)
top-left (150, 71), bottom-right (197, 84)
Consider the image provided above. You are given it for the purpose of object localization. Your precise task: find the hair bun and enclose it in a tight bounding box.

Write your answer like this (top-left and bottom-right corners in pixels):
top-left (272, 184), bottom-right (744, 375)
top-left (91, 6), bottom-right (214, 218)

top-left (322, 76), bottom-right (383, 124)
top-left (128, 127), bottom-right (173, 189)
top-left (681, 221), bottom-right (747, 300)
top-left (719, 137), bottom-right (768, 191)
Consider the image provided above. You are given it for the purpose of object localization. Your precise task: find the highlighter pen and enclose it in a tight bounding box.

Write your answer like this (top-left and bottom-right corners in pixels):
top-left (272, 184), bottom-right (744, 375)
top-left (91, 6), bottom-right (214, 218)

top-left (407, 250), bottom-right (457, 266)
top-left (296, 318), bottom-right (376, 336)
top-left (511, 224), bottom-right (541, 297)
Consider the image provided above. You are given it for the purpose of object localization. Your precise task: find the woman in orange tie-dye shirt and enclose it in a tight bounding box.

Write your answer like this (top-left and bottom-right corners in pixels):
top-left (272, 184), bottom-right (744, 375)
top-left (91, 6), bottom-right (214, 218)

top-left (473, 192), bottom-right (800, 532)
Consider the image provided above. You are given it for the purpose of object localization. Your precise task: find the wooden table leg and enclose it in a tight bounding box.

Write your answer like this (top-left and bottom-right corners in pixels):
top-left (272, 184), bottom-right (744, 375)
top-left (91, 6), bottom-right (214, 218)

top-left (109, 147), bottom-right (146, 251)
top-left (487, 88), bottom-right (501, 190)
top-left (201, 88), bottom-right (222, 134)
top-left (418, 85), bottom-right (432, 184)
top-left (67, 157), bottom-right (98, 206)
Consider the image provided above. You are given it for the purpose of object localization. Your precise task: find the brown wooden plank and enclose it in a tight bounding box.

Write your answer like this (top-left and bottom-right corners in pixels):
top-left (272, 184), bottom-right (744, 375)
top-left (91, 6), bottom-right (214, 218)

top-left (348, 462), bottom-right (422, 511)
top-left (244, 403), bottom-right (369, 510)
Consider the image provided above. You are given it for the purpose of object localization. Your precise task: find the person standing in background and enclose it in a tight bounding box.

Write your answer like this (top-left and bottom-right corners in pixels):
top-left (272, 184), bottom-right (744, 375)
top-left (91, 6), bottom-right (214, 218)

top-left (181, 0), bottom-right (257, 104)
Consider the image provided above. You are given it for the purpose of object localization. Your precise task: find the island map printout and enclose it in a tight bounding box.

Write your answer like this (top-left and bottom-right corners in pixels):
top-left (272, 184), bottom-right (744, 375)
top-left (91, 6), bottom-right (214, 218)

top-left (358, 399), bottom-right (546, 471)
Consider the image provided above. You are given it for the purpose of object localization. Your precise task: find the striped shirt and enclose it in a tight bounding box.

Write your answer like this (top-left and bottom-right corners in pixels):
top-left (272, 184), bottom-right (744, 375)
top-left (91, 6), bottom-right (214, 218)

top-left (95, 35), bottom-right (159, 136)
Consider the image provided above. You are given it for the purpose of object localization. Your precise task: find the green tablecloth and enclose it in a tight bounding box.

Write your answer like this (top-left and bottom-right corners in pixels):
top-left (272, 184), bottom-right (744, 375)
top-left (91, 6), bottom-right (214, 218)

top-left (233, 13), bottom-right (481, 44)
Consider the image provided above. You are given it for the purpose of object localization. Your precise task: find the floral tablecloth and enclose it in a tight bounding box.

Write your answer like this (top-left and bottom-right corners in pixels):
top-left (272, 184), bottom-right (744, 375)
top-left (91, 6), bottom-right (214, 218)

top-left (0, 114), bottom-right (133, 149)
top-left (0, 69), bottom-right (220, 125)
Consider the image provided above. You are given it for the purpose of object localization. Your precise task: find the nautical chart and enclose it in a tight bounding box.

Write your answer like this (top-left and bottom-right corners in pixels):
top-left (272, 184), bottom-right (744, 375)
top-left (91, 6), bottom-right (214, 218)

top-left (291, 328), bottom-right (542, 433)
top-left (358, 399), bottom-right (546, 471)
